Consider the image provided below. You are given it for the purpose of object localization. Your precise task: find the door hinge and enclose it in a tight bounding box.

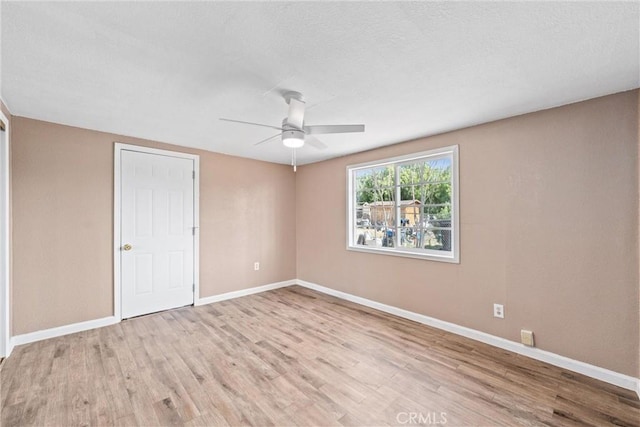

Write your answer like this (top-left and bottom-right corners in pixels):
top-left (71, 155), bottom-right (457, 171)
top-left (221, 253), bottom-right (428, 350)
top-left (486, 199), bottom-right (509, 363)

top-left (192, 227), bottom-right (195, 235)
top-left (192, 170), bottom-right (195, 179)
top-left (193, 284), bottom-right (195, 292)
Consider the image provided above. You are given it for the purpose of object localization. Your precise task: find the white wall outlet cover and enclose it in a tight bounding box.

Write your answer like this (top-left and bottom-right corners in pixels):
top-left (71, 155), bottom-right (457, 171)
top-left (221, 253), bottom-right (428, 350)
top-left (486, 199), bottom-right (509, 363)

top-left (493, 303), bottom-right (504, 318)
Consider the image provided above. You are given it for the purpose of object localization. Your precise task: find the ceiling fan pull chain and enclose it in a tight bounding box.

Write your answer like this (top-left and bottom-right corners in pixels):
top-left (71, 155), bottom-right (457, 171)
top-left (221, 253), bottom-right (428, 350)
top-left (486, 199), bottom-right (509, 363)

top-left (293, 148), bottom-right (297, 172)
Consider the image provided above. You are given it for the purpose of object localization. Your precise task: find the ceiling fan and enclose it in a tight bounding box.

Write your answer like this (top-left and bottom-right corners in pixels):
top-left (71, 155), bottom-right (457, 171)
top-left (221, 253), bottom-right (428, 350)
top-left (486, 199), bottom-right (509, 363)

top-left (219, 91), bottom-right (365, 170)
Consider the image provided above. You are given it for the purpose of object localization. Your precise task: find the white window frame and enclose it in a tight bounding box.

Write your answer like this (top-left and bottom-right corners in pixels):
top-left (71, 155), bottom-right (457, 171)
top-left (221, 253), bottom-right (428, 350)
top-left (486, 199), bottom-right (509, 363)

top-left (346, 145), bottom-right (459, 263)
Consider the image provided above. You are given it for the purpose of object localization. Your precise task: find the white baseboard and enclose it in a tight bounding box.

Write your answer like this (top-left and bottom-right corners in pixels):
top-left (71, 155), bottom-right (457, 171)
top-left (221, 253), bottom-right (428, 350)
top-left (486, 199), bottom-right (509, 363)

top-left (196, 279), bottom-right (296, 306)
top-left (296, 279), bottom-right (640, 396)
top-left (11, 316), bottom-right (119, 347)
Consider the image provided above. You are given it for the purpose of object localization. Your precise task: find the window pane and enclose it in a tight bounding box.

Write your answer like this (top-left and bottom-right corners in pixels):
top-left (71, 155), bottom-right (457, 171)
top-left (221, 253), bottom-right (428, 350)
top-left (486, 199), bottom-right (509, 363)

top-left (420, 181), bottom-right (451, 220)
top-left (399, 183), bottom-right (420, 201)
top-left (371, 165), bottom-right (395, 189)
top-left (354, 189), bottom-right (371, 246)
top-left (399, 164), bottom-right (422, 186)
top-left (355, 169), bottom-right (372, 193)
top-left (354, 226), bottom-right (384, 248)
top-left (355, 167), bottom-right (394, 199)
top-left (423, 228), bottom-right (451, 251)
top-left (400, 157), bottom-right (452, 183)
top-left (355, 191), bottom-right (370, 206)
top-left (398, 196), bottom-right (420, 228)
top-left (398, 227), bottom-right (418, 248)
top-left (368, 181), bottom-right (395, 229)
top-left (423, 157), bottom-right (452, 183)
top-left (354, 169), bottom-right (396, 245)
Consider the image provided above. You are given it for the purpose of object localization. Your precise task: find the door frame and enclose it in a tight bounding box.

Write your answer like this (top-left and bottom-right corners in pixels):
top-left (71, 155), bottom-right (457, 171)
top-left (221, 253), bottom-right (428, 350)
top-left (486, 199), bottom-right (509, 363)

top-left (0, 109), bottom-right (10, 357)
top-left (113, 143), bottom-right (200, 321)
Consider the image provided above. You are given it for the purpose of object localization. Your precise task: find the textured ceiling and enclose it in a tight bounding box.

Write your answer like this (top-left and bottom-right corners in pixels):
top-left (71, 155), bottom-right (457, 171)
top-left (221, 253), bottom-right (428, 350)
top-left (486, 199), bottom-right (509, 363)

top-left (1, 2), bottom-right (639, 165)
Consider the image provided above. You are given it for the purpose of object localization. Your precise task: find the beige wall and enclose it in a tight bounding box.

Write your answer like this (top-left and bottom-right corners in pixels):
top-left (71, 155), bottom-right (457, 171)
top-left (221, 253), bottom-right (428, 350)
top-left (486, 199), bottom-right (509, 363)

top-left (296, 90), bottom-right (640, 377)
top-left (11, 118), bottom-right (296, 335)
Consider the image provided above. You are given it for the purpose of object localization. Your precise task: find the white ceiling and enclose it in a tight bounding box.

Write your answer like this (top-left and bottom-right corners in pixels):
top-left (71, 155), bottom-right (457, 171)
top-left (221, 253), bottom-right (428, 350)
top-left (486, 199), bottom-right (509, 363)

top-left (1, 2), bottom-right (638, 165)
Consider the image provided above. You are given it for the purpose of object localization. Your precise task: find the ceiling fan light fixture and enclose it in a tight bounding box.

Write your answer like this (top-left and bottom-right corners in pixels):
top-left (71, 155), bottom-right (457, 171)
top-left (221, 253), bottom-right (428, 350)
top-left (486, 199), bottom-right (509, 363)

top-left (282, 129), bottom-right (305, 148)
top-left (219, 91), bottom-right (364, 155)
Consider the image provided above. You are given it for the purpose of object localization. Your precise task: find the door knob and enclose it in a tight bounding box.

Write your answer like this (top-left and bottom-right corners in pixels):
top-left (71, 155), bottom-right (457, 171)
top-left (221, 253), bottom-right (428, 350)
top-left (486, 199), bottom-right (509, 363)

top-left (123, 244), bottom-right (132, 251)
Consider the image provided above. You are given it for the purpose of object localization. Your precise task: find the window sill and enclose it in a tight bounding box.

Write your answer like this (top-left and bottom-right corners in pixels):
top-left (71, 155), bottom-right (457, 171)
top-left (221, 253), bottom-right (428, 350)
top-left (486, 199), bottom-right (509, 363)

top-left (346, 245), bottom-right (459, 263)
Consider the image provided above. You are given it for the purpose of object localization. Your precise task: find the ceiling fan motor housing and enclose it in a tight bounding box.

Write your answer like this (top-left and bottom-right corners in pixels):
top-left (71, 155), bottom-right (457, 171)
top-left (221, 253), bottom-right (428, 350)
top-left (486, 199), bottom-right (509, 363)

top-left (282, 129), bottom-right (305, 148)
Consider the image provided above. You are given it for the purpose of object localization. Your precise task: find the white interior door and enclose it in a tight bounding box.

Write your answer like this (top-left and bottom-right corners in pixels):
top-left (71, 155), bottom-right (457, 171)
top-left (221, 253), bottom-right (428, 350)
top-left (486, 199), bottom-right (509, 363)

top-left (120, 149), bottom-right (195, 318)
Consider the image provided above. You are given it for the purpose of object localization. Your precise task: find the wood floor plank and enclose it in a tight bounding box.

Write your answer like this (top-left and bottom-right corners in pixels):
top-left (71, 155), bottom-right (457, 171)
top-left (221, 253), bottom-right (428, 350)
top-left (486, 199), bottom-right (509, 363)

top-left (1, 285), bottom-right (638, 426)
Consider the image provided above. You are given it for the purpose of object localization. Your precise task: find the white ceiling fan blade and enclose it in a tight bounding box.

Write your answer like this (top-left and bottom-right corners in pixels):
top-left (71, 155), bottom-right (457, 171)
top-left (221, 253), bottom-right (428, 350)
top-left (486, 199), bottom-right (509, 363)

top-left (254, 133), bottom-right (281, 146)
top-left (286, 98), bottom-right (306, 130)
top-left (304, 124), bottom-right (365, 135)
top-left (220, 118), bottom-right (283, 131)
top-left (305, 136), bottom-right (328, 150)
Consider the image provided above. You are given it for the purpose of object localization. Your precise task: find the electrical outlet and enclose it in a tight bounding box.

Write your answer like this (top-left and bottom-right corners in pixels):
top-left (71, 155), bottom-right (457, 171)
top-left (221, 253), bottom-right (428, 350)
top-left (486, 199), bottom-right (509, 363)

top-left (254, 262), bottom-right (260, 271)
top-left (521, 330), bottom-right (535, 347)
top-left (493, 303), bottom-right (504, 319)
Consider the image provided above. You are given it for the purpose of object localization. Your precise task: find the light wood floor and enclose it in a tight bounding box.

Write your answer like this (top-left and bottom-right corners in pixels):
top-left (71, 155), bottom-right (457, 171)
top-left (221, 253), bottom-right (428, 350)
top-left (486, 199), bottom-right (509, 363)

top-left (1, 286), bottom-right (639, 426)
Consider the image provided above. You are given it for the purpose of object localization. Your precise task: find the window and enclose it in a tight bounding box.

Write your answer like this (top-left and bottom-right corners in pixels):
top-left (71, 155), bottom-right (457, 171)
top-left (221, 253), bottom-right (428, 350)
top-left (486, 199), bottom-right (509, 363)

top-left (347, 145), bottom-right (459, 263)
